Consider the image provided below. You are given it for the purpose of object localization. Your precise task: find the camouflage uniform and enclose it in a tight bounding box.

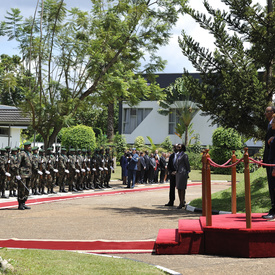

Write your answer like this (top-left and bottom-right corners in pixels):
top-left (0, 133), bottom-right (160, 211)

top-left (104, 149), bottom-right (114, 188)
top-left (46, 149), bottom-right (57, 194)
top-left (38, 150), bottom-right (47, 194)
top-left (67, 149), bottom-right (77, 192)
top-left (0, 149), bottom-right (7, 198)
top-left (31, 147), bottom-right (40, 195)
top-left (58, 148), bottom-right (68, 192)
top-left (75, 149), bottom-right (84, 190)
top-left (9, 148), bottom-right (19, 197)
top-left (17, 142), bottom-right (33, 210)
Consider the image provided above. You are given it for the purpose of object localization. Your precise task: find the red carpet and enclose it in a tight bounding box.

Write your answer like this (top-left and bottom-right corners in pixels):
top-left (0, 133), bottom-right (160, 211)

top-left (0, 239), bottom-right (155, 254)
top-left (156, 213), bottom-right (275, 257)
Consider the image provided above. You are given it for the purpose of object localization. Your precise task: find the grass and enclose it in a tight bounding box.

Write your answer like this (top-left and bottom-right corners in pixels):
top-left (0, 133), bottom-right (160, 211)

top-left (0, 248), bottom-right (165, 275)
top-left (189, 167), bottom-right (270, 213)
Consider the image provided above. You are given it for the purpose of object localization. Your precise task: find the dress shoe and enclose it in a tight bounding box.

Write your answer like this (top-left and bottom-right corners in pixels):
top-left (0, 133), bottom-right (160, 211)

top-left (262, 208), bottom-right (275, 219)
top-left (165, 202), bottom-right (174, 206)
top-left (18, 203), bottom-right (25, 210)
top-left (262, 213), bottom-right (275, 219)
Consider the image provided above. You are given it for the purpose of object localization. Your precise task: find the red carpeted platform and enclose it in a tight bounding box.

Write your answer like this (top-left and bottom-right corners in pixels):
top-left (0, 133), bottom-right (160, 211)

top-left (155, 213), bottom-right (275, 258)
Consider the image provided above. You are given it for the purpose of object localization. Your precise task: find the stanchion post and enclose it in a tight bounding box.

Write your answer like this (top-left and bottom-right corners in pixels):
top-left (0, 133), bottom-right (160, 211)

top-left (231, 150), bottom-right (237, 214)
top-left (202, 150), bottom-right (206, 216)
top-left (244, 148), bottom-right (252, 229)
top-left (205, 149), bottom-right (212, 226)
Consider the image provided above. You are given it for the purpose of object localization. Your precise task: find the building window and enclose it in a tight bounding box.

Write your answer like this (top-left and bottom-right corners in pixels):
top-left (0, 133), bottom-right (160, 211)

top-left (169, 109), bottom-right (180, 135)
top-left (123, 108), bottom-right (152, 134)
top-left (0, 128), bottom-right (9, 136)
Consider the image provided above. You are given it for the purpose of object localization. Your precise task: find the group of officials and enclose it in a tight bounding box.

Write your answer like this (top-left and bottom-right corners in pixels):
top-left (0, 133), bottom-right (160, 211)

top-left (0, 142), bottom-right (114, 210)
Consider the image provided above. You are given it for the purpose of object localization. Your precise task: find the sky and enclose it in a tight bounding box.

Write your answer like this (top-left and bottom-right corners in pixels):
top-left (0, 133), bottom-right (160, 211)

top-left (0, 0), bottom-right (267, 73)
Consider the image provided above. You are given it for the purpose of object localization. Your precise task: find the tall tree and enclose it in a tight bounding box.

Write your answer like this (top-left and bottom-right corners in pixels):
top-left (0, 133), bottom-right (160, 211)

top-left (158, 77), bottom-right (199, 146)
top-left (179, 0), bottom-right (275, 140)
top-left (1, 0), bottom-right (185, 147)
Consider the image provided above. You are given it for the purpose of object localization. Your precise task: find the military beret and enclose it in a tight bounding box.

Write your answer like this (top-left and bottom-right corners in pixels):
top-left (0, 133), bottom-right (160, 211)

top-left (47, 147), bottom-right (52, 151)
top-left (11, 148), bottom-right (18, 151)
top-left (24, 141), bottom-right (31, 146)
top-left (82, 149), bottom-right (87, 152)
top-left (32, 146), bottom-right (39, 151)
top-left (0, 148), bottom-right (6, 152)
top-left (39, 149), bottom-right (45, 152)
top-left (5, 146), bottom-right (11, 150)
top-left (70, 148), bottom-right (75, 152)
top-left (61, 147), bottom-right (67, 151)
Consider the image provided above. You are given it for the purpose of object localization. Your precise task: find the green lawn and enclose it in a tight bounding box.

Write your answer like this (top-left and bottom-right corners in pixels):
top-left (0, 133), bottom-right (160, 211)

top-left (0, 248), bottom-right (165, 275)
top-left (190, 167), bottom-right (270, 213)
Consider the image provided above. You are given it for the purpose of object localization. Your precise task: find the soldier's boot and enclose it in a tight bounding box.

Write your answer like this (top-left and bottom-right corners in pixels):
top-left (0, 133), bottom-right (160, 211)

top-left (13, 190), bottom-right (17, 197)
top-left (72, 186), bottom-right (78, 192)
top-left (84, 183), bottom-right (89, 190)
top-left (59, 186), bottom-right (62, 192)
top-left (9, 190), bottom-right (14, 197)
top-left (51, 188), bottom-right (57, 194)
top-left (68, 185), bottom-right (72, 192)
top-left (47, 188), bottom-right (51, 194)
top-left (41, 187), bottom-right (47, 195)
top-left (1, 190), bottom-right (8, 199)
top-left (36, 188), bottom-right (41, 195)
top-left (18, 200), bottom-right (25, 210)
top-left (106, 182), bottom-right (112, 188)
top-left (23, 199), bottom-right (31, 210)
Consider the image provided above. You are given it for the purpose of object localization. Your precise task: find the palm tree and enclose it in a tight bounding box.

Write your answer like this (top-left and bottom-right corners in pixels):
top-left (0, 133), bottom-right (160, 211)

top-left (158, 77), bottom-right (199, 146)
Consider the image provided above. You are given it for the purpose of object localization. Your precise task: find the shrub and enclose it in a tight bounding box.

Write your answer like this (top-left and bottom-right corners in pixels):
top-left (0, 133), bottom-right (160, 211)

top-left (61, 125), bottom-right (96, 151)
top-left (210, 127), bottom-right (243, 174)
top-left (161, 136), bottom-right (173, 152)
top-left (113, 132), bottom-right (127, 159)
top-left (188, 151), bottom-right (202, 170)
top-left (134, 136), bottom-right (145, 150)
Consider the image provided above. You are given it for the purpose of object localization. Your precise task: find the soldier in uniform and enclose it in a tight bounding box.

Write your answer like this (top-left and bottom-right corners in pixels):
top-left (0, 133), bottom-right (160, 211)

top-left (38, 149), bottom-right (47, 195)
top-left (86, 149), bottom-right (94, 189)
top-left (67, 149), bottom-right (78, 192)
top-left (104, 148), bottom-right (113, 188)
top-left (0, 148), bottom-right (9, 198)
top-left (17, 141), bottom-right (32, 210)
top-left (93, 149), bottom-right (102, 189)
top-left (46, 148), bottom-right (57, 194)
top-left (58, 147), bottom-right (69, 192)
top-left (75, 148), bottom-right (84, 191)
top-left (31, 146), bottom-right (41, 195)
top-left (9, 148), bottom-right (19, 197)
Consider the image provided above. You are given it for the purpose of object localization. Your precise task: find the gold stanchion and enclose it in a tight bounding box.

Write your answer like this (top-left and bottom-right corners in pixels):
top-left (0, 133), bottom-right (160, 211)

top-left (244, 148), bottom-right (252, 229)
top-left (202, 150), bottom-right (206, 216)
top-left (231, 151), bottom-right (237, 214)
top-left (205, 149), bottom-right (212, 226)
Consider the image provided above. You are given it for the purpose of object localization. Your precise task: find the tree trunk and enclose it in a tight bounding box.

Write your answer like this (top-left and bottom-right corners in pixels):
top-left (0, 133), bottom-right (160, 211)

top-left (107, 102), bottom-right (114, 142)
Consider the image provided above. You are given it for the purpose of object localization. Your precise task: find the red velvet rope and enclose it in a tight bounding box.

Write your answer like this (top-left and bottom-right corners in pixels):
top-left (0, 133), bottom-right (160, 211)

top-left (206, 157), bottom-right (275, 168)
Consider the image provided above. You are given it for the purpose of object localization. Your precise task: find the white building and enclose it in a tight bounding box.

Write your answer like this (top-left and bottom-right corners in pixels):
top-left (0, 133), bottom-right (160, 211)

top-left (121, 100), bottom-right (217, 146)
top-left (0, 105), bottom-right (30, 148)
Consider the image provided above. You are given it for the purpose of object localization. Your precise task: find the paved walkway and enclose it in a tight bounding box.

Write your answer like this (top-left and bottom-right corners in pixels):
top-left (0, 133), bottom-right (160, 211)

top-left (1, 180), bottom-right (275, 275)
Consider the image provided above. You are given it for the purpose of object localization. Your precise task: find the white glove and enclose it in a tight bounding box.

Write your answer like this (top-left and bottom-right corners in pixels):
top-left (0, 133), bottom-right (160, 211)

top-left (81, 169), bottom-right (85, 172)
top-left (5, 172), bottom-right (11, 177)
top-left (46, 170), bottom-right (51, 175)
top-left (49, 160), bottom-right (51, 163)
top-left (8, 160), bottom-right (10, 164)
top-left (16, 175), bottom-right (21, 180)
top-left (99, 167), bottom-right (103, 171)
top-left (92, 168), bottom-right (96, 171)
top-left (38, 171), bottom-right (43, 175)
top-left (87, 168), bottom-right (90, 172)
top-left (75, 169), bottom-right (80, 173)
top-left (67, 159), bottom-right (70, 163)
top-left (42, 160), bottom-right (44, 163)
top-left (53, 169), bottom-right (58, 173)
top-left (104, 167), bottom-right (108, 170)
top-left (65, 169), bottom-right (69, 174)
top-left (110, 166), bottom-right (114, 170)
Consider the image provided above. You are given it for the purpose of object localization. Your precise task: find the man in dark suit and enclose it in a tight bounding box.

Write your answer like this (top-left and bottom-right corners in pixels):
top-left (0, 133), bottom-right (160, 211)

top-left (159, 152), bottom-right (167, 183)
top-left (143, 151), bottom-right (150, 184)
top-left (139, 152), bottom-right (146, 183)
top-left (165, 144), bottom-right (178, 206)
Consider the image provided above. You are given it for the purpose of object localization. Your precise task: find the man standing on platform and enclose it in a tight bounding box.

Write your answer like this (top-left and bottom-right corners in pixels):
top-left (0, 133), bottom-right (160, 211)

top-left (17, 141), bottom-right (32, 210)
top-left (165, 144), bottom-right (178, 207)
top-left (263, 106), bottom-right (275, 219)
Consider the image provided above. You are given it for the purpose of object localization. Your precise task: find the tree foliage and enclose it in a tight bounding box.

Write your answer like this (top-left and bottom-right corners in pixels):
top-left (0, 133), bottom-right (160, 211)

top-left (1, 0), bottom-right (186, 147)
top-left (61, 125), bottom-right (96, 151)
top-left (179, 0), bottom-right (275, 140)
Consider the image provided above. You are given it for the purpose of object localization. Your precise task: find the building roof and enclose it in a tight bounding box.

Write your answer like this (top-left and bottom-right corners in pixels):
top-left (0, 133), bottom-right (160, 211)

top-left (0, 105), bottom-right (30, 127)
